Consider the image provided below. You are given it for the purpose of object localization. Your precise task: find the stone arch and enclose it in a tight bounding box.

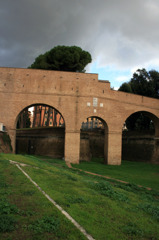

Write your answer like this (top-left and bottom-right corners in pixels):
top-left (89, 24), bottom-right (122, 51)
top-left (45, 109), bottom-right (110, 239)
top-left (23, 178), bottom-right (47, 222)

top-left (14, 102), bottom-right (66, 130)
top-left (80, 115), bottom-right (108, 164)
top-left (121, 110), bottom-right (159, 163)
top-left (122, 110), bottom-right (159, 134)
top-left (15, 102), bottom-right (66, 159)
top-left (121, 110), bottom-right (158, 131)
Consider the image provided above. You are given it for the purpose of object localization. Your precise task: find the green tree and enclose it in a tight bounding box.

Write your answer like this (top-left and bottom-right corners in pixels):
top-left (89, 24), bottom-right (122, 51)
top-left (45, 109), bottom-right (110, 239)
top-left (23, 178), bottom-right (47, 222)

top-left (129, 69), bottom-right (154, 97)
top-left (119, 68), bottom-right (159, 98)
top-left (119, 68), bottom-right (159, 131)
top-left (125, 112), bottom-right (154, 131)
top-left (29, 45), bottom-right (92, 72)
top-left (149, 70), bottom-right (159, 98)
top-left (17, 109), bottom-right (31, 129)
top-left (118, 82), bottom-right (132, 93)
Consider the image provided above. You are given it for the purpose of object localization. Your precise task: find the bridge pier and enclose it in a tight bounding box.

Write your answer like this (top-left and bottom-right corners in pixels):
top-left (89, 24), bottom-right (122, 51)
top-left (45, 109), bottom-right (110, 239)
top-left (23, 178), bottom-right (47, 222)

top-left (65, 131), bottom-right (80, 164)
top-left (8, 128), bottom-right (16, 153)
top-left (64, 129), bottom-right (122, 165)
top-left (107, 131), bottom-right (122, 165)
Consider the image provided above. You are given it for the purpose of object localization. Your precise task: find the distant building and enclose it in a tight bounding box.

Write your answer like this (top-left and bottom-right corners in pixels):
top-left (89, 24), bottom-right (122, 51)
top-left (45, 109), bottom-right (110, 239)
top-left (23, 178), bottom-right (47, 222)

top-left (81, 117), bottom-right (104, 130)
top-left (32, 106), bottom-right (64, 128)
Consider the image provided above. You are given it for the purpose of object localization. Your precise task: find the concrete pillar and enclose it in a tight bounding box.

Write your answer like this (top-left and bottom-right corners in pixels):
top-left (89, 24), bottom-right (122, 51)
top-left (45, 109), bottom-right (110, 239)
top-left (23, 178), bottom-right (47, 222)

top-left (107, 131), bottom-right (122, 165)
top-left (65, 131), bottom-right (80, 164)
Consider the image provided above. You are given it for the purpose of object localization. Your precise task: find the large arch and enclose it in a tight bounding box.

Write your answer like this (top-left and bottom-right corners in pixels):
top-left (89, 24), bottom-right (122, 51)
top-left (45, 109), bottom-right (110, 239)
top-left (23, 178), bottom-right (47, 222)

top-left (15, 103), bottom-right (65, 159)
top-left (121, 110), bottom-right (159, 163)
top-left (120, 110), bottom-right (159, 134)
top-left (80, 115), bottom-right (108, 164)
top-left (14, 102), bottom-right (66, 129)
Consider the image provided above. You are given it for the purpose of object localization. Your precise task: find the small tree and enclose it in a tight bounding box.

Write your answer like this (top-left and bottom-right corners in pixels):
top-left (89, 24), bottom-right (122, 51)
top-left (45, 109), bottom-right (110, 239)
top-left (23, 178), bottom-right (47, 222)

top-left (29, 45), bottom-right (92, 72)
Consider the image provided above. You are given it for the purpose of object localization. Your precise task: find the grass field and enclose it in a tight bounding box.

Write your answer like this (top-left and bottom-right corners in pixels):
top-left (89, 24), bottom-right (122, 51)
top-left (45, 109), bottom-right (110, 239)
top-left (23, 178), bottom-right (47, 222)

top-left (73, 158), bottom-right (159, 191)
top-left (0, 153), bottom-right (159, 240)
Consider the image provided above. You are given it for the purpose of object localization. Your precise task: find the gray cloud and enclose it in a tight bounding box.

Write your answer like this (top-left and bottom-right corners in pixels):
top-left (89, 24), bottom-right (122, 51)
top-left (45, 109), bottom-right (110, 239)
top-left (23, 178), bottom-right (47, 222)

top-left (0, 0), bottom-right (159, 71)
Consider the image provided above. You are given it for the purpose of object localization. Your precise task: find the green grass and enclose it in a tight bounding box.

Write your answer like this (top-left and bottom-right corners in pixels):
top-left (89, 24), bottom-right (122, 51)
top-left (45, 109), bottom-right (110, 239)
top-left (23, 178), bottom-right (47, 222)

top-left (0, 156), bottom-right (86, 240)
top-left (0, 153), bottom-right (159, 240)
top-left (73, 158), bottom-right (159, 191)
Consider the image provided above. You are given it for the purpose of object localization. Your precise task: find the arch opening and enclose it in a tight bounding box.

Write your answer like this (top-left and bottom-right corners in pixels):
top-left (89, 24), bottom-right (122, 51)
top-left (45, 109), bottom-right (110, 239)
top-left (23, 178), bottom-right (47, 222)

top-left (16, 104), bottom-right (65, 159)
top-left (80, 116), bottom-right (108, 164)
top-left (122, 111), bottom-right (159, 163)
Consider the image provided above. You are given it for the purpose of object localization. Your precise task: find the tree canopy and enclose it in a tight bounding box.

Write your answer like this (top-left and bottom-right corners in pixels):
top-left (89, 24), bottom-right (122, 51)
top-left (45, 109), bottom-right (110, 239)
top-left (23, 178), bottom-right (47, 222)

top-left (119, 68), bottom-right (159, 131)
top-left (29, 45), bottom-right (92, 72)
top-left (119, 68), bottom-right (159, 98)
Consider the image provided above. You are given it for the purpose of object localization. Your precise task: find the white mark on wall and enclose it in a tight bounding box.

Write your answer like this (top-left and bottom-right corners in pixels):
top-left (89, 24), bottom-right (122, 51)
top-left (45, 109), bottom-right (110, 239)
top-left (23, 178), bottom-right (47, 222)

top-left (93, 98), bottom-right (98, 107)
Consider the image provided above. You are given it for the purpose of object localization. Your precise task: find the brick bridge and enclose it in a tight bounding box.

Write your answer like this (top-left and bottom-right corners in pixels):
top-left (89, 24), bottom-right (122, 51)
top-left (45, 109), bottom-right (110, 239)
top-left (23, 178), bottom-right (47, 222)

top-left (0, 67), bottom-right (159, 165)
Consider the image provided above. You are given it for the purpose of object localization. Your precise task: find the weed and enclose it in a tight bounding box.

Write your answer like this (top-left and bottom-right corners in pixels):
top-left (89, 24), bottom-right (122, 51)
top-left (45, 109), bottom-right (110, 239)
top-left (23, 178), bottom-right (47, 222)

top-left (0, 215), bottom-right (16, 232)
top-left (0, 182), bottom-right (9, 188)
top-left (114, 182), bottom-right (159, 202)
top-left (121, 222), bottom-right (144, 237)
top-left (0, 199), bottom-right (19, 215)
top-left (64, 173), bottom-right (77, 181)
top-left (58, 171), bottom-right (78, 181)
top-left (65, 195), bottom-right (89, 204)
top-left (22, 190), bottom-right (35, 196)
top-left (115, 182), bottom-right (142, 192)
top-left (28, 215), bottom-right (60, 233)
top-left (138, 203), bottom-right (159, 221)
top-left (20, 210), bottom-right (36, 217)
top-left (90, 181), bottom-right (129, 202)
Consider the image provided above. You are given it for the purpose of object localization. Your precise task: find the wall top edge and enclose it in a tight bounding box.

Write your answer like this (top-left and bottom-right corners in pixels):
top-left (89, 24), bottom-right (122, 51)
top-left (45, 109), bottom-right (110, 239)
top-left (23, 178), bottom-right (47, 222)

top-left (0, 66), bottom-right (99, 77)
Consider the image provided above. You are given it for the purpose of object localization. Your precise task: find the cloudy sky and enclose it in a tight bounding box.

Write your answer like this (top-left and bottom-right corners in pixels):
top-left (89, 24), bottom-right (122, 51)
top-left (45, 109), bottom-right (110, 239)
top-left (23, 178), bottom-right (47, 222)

top-left (1, 0), bottom-right (159, 89)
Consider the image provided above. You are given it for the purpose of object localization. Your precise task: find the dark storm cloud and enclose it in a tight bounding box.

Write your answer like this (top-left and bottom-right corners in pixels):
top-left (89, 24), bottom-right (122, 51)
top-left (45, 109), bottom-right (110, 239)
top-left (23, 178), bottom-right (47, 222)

top-left (0, 0), bottom-right (159, 70)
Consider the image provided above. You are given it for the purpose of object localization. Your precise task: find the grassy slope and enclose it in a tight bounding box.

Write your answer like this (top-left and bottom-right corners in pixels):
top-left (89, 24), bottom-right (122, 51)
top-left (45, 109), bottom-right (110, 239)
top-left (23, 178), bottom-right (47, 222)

top-left (73, 158), bottom-right (159, 191)
top-left (0, 155), bottom-right (86, 240)
top-left (1, 154), bottom-right (159, 240)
